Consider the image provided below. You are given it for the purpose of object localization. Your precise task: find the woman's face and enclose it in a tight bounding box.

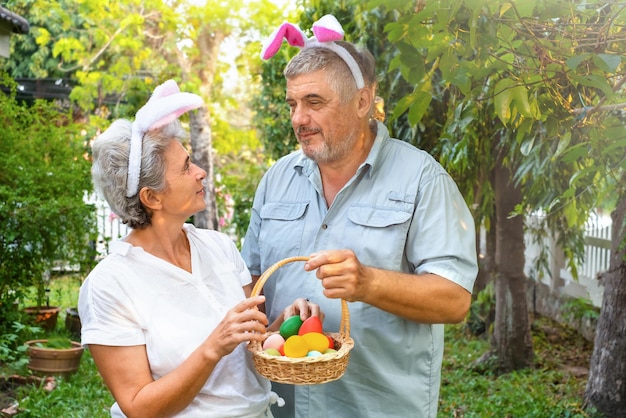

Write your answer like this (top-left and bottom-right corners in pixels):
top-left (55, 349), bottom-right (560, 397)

top-left (158, 140), bottom-right (207, 219)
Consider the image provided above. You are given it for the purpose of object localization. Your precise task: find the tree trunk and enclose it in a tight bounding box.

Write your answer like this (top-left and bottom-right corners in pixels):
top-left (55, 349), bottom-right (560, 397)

top-left (492, 155), bottom-right (534, 372)
top-left (474, 167), bottom-right (497, 296)
top-left (189, 107), bottom-right (218, 230)
top-left (584, 189), bottom-right (626, 416)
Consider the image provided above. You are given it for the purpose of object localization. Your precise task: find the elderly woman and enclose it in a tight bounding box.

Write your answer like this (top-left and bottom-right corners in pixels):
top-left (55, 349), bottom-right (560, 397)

top-left (78, 80), bottom-right (318, 418)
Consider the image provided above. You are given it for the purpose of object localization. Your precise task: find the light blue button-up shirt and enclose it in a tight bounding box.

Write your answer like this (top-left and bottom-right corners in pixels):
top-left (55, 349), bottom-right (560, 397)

top-left (242, 121), bottom-right (478, 418)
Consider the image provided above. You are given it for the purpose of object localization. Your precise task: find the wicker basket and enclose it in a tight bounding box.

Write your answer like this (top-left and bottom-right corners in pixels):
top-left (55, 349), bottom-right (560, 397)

top-left (248, 256), bottom-right (354, 385)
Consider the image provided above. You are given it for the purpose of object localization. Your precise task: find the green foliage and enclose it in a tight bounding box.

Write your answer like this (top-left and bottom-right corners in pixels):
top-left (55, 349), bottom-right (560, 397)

top-left (379, 0), bottom-right (626, 276)
top-left (562, 298), bottom-right (600, 323)
top-left (0, 322), bottom-right (41, 374)
top-left (0, 75), bottom-right (97, 336)
top-left (212, 117), bottom-right (268, 246)
top-left (32, 336), bottom-right (73, 349)
top-left (441, 319), bottom-right (591, 417)
top-left (15, 350), bottom-right (114, 417)
top-left (465, 283), bottom-right (495, 336)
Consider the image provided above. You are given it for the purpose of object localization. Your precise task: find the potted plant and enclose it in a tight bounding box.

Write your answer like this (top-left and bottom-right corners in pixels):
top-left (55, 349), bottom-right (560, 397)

top-left (24, 336), bottom-right (84, 376)
top-left (0, 77), bottom-right (97, 340)
top-left (22, 280), bottom-right (62, 331)
top-left (64, 307), bottom-right (82, 339)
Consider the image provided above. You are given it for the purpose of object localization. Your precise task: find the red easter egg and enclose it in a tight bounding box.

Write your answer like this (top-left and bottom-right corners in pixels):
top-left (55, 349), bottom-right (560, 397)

top-left (298, 315), bottom-right (323, 335)
top-left (327, 335), bottom-right (335, 349)
top-left (278, 343), bottom-right (285, 356)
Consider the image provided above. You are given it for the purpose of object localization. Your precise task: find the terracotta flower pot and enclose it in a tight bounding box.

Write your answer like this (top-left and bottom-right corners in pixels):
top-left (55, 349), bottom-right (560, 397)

top-left (25, 339), bottom-right (84, 376)
top-left (23, 306), bottom-right (62, 331)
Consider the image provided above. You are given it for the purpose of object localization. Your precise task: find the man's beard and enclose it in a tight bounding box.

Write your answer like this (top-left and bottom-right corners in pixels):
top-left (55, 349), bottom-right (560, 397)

top-left (298, 127), bottom-right (354, 164)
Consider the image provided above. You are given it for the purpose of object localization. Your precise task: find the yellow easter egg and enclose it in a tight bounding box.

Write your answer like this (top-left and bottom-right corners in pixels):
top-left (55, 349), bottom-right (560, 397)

top-left (302, 332), bottom-right (330, 352)
top-left (283, 335), bottom-right (308, 358)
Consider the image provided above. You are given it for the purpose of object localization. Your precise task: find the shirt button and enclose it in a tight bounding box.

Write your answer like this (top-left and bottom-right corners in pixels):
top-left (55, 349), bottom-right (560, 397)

top-left (321, 224), bottom-right (328, 230)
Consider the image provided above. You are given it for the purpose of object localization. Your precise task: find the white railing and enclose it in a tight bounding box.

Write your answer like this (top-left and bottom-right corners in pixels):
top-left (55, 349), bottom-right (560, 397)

top-left (524, 212), bottom-right (612, 307)
top-left (87, 194), bottom-right (131, 260)
top-left (580, 216), bottom-right (612, 282)
top-left (90, 194), bottom-right (613, 307)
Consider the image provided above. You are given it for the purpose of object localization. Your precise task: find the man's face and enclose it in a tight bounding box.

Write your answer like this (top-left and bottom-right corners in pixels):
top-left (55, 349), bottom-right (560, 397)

top-left (285, 70), bottom-right (359, 164)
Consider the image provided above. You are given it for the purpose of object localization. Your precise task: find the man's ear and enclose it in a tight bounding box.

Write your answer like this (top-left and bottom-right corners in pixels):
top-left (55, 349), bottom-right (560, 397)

top-left (356, 86), bottom-right (375, 119)
top-left (139, 187), bottom-right (162, 211)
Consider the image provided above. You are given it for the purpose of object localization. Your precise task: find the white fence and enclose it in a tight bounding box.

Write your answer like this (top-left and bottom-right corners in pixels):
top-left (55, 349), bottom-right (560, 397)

top-left (90, 195), bottom-right (612, 308)
top-left (87, 194), bottom-right (131, 260)
top-left (524, 213), bottom-right (611, 308)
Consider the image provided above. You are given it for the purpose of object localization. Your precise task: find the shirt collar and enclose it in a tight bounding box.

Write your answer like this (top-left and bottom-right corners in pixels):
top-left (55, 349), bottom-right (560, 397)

top-left (293, 121), bottom-right (390, 178)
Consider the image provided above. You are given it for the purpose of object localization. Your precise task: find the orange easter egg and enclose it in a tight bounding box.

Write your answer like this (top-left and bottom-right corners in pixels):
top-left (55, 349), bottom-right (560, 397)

top-left (302, 332), bottom-right (330, 352)
top-left (298, 316), bottom-right (323, 335)
top-left (283, 335), bottom-right (308, 358)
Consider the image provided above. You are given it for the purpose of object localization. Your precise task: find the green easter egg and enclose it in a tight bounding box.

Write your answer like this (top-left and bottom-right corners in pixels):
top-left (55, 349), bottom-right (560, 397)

top-left (264, 348), bottom-right (281, 356)
top-left (279, 315), bottom-right (303, 339)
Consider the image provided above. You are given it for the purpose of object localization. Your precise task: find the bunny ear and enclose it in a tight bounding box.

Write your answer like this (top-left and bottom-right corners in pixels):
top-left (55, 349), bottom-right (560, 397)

top-left (126, 80), bottom-right (203, 197)
top-left (147, 79), bottom-right (180, 101)
top-left (312, 14), bottom-right (344, 42)
top-left (261, 22), bottom-right (307, 60)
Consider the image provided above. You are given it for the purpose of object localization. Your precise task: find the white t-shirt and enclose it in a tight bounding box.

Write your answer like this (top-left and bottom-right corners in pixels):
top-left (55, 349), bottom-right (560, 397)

top-left (79, 223), bottom-right (271, 417)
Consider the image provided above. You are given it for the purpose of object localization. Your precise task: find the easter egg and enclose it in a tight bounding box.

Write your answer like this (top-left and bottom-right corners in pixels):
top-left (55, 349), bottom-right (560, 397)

top-left (327, 335), bottom-right (335, 349)
top-left (279, 344), bottom-right (285, 356)
top-left (298, 316), bottom-right (323, 335)
top-left (307, 350), bottom-right (322, 357)
top-left (280, 315), bottom-right (303, 339)
top-left (262, 333), bottom-right (285, 351)
top-left (264, 348), bottom-right (281, 356)
top-left (323, 348), bottom-right (337, 355)
top-left (302, 332), bottom-right (330, 352)
top-left (283, 335), bottom-right (308, 358)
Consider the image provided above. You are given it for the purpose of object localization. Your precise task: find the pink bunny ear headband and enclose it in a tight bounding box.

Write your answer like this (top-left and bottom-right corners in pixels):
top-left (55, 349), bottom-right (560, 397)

top-left (126, 80), bottom-right (204, 197)
top-left (260, 14), bottom-right (365, 89)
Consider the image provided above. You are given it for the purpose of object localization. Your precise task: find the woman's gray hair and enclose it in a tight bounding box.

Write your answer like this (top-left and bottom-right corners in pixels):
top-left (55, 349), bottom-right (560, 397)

top-left (91, 118), bottom-right (187, 229)
top-left (284, 41), bottom-right (377, 104)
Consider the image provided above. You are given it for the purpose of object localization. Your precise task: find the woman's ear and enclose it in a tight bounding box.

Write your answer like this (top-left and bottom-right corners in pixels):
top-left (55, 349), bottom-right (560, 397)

top-left (139, 187), bottom-right (162, 211)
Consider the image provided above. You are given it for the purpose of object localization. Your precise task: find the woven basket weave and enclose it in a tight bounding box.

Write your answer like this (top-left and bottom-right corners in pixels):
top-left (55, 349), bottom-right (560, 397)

top-left (248, 256), bottom-right (354, 385)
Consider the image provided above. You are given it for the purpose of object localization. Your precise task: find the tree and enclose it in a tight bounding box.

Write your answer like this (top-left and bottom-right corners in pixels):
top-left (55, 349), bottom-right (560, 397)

top-left (3, 0), bottom-right (285, 235)
top-left (378, 0), bottom-right (626, 412)
top-left (0, 75), bottom-right (96, 335)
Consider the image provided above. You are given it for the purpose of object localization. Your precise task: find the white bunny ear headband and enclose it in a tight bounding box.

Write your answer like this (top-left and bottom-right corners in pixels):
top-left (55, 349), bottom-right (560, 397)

top-left (260, 14), bottom-right (365, 89)
top-left (126, 79), bottom-right (204, 197)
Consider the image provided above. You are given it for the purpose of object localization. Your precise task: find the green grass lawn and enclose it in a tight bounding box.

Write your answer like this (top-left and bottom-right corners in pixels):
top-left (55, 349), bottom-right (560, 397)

top-left (5, 275), bottom-right (593, 417)
top-left (439, 316), bottom-right (591, 417)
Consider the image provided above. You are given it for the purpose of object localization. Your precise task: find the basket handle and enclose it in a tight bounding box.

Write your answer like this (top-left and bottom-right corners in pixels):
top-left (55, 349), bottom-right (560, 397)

top-left (251, 256), bottom-right (350, 339)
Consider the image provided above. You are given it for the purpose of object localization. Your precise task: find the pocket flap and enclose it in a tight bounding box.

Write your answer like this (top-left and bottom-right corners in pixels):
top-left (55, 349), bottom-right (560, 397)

top-left (348, 206), bottom-right (412, 228)
top-left (260, 202), bottom-right (308, 221)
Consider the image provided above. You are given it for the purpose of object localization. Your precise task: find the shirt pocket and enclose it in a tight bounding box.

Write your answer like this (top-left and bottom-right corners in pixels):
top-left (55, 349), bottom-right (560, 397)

top-left (259, 202), bottom-right (309, 264)
top-left (345, 205), bottom-right (412, 269)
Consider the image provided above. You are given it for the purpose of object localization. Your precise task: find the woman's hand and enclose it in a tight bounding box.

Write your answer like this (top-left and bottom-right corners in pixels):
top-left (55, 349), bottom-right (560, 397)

top-left (204, 295), bottom-right (268, 360)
